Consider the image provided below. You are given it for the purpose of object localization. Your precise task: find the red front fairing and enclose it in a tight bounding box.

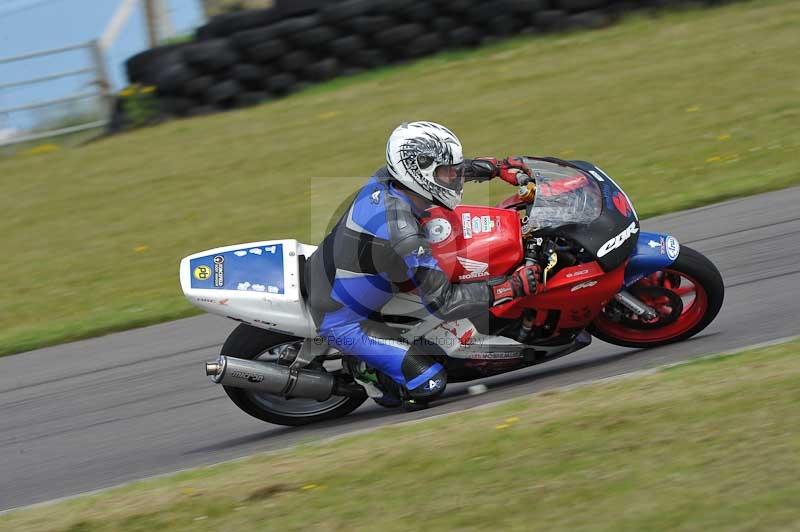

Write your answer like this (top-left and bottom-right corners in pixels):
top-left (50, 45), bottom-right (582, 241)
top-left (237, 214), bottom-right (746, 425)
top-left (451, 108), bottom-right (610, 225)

top-left (423, 205), bottom-right (523, 282)
top-left (492, 261), bottom-right (627, 332)
top-left (423, 203), bottom-right (626, 338)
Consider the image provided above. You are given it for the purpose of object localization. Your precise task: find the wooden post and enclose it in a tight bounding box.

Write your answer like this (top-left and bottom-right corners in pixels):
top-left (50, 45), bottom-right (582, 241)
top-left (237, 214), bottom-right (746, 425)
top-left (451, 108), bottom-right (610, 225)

top-left (89, 40), bottom-right (114, 120)
top-left (143, 0), bottom-right (158, 47)
top-left (155, 0), bottom-right (174, 42)
top-left (101, 0), bottom-right (142, 51)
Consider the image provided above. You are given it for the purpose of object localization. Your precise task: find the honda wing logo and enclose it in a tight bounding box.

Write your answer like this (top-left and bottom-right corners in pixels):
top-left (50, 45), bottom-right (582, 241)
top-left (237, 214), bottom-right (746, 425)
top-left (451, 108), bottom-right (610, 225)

top-left (457, 257), bottom-right (490, 280)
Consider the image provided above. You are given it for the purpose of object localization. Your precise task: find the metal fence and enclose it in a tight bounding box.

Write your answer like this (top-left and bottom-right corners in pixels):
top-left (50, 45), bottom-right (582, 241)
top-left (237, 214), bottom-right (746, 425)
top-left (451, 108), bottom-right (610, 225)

top-left (0, 40), bottom-right (112, 148)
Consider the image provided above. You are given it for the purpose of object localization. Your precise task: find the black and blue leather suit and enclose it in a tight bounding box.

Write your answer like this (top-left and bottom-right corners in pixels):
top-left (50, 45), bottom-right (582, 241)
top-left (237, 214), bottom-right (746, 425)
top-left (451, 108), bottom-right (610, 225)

top-left (304, 165), bottom-right (496, 398)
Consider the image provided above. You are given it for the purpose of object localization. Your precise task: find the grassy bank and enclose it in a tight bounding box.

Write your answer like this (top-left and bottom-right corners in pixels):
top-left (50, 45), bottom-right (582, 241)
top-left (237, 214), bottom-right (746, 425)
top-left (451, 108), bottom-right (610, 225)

top-left (3, 340), bottom-right (799, 530)
top-left (2, 0), bottom-right (799, 356)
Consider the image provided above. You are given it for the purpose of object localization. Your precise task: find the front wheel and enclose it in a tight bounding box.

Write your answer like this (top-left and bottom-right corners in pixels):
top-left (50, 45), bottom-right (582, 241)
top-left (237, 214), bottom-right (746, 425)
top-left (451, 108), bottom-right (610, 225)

top-left (221, 325), bottom-right (367, 426)
top-left (589, 246), bottom-right (724, 349)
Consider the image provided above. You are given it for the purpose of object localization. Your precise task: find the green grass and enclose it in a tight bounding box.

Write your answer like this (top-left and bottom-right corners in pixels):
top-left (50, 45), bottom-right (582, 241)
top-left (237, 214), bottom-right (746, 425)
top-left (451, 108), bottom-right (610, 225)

top-left (2, 0), bottom-right (799, 356)
top-left (3, 339), bottom-right (799, 531)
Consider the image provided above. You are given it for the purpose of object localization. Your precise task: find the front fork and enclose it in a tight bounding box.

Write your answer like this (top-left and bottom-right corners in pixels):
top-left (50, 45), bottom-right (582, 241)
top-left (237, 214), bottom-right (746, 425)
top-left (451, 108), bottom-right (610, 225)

top-left (613, 290), bottom-right (658, 321)
top-left (611, 231), bottom-right (682, 321)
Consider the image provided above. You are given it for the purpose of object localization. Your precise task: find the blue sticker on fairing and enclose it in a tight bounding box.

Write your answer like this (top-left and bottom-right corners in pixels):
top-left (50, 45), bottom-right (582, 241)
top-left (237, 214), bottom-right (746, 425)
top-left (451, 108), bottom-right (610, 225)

top-left (189, 244), bottom-right (285, 294)
top-left (624, 231), bottom-right (679, 286)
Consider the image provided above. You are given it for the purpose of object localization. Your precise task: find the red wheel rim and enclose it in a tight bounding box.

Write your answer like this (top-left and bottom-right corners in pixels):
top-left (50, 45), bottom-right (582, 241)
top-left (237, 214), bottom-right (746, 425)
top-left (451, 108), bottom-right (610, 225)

top-left (593, 269), bottom-right (709, 344)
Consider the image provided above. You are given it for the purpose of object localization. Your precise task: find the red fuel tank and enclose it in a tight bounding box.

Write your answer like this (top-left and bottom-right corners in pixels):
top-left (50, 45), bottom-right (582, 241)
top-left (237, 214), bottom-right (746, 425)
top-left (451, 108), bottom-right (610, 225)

top-left (422, 206), bottom-right (523, 282)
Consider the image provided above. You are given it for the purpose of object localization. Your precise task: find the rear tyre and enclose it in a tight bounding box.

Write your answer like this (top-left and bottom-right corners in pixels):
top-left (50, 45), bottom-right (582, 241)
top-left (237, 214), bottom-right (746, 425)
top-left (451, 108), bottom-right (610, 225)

top-left (221, 325), bottom-right (367, 426)
top-left (302, 57), bottom-right (340, 81)
top-left (329, 35), bottom-right (366, 56)
top-left (288, 26), bottom-right (340, 48)
top-left (589, 246), bottom-right (724, 348)
top-left (234, 91), bottom-right (270, 107)
top-left (351, 49), bottom-right (387, 68)
top-left (245, 39), bottom-right (289, 63)
top-left (534, 10), bottom-right (568, 31)
top-left (204, 79), bottom-right (242, 105)
top-left (154, 63), bottom-right (195, 94)
top-left (266, 72), bottom-right (298, 94)
top-left (182, 39), bottom-right (240, 72)
top-left (279, 50), bottom-right (314, 72)
top-left (449, 26), bottom-right (482, 47)
top-left (183, 75), bottom-right (214, 97)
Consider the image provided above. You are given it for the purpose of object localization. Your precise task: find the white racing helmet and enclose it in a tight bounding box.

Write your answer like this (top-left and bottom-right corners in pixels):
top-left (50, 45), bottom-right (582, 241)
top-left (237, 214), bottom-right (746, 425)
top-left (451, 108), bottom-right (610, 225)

top-left (386, 121), bottom-right (465, 210)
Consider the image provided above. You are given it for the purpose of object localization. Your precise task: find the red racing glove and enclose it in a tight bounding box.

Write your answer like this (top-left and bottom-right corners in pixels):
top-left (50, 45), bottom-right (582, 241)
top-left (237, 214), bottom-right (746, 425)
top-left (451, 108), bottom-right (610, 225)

top-left (489, 264), bottom-right (541, 306)
top-left (472, 157), bottom-right (533, 185)
top-left (498, 157), bottom-right (533, 186)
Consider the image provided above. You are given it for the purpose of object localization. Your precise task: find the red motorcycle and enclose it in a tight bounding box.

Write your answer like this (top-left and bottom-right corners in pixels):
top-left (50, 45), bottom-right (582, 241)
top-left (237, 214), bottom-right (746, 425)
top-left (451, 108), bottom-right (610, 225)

top-left (183, 157), bottom-right (724, 425)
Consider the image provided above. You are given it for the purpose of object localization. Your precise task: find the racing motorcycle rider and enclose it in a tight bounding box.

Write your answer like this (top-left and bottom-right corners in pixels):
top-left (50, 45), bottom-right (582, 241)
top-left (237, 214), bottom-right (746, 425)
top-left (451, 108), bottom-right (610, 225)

top-left (305, 121), bottom-right (541, 410)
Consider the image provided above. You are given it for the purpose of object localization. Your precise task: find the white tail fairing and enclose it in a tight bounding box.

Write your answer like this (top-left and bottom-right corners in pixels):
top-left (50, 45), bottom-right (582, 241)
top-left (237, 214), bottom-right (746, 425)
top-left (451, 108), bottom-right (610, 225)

top-left (179, 239), bottom-right (318, 337)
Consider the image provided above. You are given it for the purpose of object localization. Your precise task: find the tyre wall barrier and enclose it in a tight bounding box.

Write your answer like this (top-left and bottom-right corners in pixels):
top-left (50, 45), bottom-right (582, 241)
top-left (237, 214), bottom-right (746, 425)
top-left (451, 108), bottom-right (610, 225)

top-left (119, 0), bottom-right (736, 127)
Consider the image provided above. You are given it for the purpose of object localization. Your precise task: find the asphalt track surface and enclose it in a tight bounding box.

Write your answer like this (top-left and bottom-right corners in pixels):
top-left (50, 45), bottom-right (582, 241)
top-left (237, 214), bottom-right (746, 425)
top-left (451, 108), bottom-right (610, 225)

top-left (2, 187), bottom-right (799, 512)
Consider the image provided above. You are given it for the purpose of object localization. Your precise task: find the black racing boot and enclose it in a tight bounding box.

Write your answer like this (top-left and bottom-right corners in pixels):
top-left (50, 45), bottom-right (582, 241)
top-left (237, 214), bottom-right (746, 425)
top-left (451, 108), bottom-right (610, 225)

top-left (401, 353), bottom-right (447, 411)
top-left (402, 397), bottom-right (430, 412)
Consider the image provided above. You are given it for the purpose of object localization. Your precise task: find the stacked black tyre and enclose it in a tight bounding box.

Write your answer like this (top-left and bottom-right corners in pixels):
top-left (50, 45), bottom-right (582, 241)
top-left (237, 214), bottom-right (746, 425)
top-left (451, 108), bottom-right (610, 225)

top-left (123, 0), bottom-right (733, 122)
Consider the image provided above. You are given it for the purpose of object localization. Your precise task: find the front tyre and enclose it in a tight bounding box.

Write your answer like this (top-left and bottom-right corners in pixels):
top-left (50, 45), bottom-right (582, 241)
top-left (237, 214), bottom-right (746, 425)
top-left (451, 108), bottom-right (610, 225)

top-left (221, 324), bottom-right (367, 426)
top-left (589, 246), bottom-right (724, 348)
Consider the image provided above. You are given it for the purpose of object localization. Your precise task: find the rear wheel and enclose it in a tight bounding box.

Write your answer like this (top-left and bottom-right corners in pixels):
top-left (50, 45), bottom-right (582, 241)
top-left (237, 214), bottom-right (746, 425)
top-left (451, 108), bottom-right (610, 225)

top-left (589, 246), bottom-right (724, 348)
top-left (221, 325), bottom-right (367, 426)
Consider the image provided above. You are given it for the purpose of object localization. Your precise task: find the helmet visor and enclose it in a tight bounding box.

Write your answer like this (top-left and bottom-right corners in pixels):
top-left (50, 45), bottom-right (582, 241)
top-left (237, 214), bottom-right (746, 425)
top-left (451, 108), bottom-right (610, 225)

top-left (433, 162), bottom-right (466, 194)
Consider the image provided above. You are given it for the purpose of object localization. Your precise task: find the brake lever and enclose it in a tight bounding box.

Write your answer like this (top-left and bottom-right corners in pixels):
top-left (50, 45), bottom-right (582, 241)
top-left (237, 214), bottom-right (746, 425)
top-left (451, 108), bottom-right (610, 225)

top-left (542, 241), bottom-right (558, 287)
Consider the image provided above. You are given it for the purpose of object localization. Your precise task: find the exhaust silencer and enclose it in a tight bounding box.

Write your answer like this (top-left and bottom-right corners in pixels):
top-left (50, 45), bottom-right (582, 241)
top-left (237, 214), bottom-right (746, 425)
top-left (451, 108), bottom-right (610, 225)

top-left (205, 355), bottom-right (335, 401)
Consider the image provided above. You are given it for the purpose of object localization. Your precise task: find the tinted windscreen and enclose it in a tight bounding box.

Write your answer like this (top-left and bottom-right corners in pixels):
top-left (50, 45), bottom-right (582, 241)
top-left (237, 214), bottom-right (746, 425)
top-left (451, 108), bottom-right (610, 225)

top-left (523, 158), bottom-right (603, 230)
